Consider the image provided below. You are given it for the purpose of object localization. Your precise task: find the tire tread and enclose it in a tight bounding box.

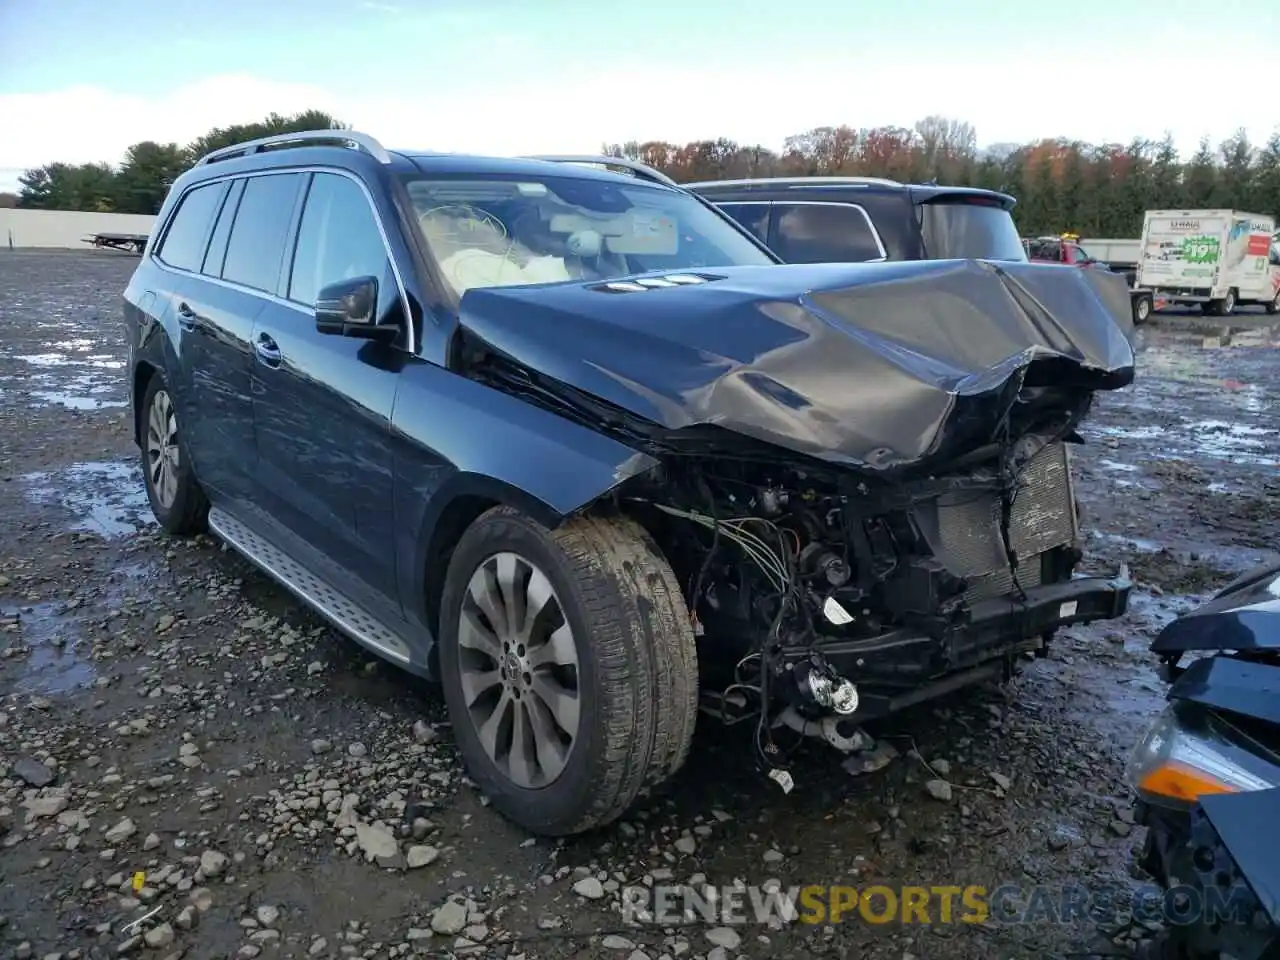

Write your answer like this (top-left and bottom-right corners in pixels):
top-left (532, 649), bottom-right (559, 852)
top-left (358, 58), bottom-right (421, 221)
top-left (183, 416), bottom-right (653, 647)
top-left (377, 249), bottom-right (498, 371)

top-left (442, 506), bottom-right (698, 835)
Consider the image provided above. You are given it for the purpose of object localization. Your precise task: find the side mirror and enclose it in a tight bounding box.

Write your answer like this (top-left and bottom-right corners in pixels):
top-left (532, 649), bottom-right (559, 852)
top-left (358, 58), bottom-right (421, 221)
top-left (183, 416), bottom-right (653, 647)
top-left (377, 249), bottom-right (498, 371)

top-left (315, 276), bottom-right (396, 341)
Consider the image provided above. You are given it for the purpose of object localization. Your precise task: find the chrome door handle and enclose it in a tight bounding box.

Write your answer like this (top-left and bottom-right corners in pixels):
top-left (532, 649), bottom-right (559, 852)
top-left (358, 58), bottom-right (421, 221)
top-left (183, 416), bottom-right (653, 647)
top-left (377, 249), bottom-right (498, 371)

top-left (254, 334), bottom-right (282, 368)
top-left (177, 301), bottom-right (199, 331)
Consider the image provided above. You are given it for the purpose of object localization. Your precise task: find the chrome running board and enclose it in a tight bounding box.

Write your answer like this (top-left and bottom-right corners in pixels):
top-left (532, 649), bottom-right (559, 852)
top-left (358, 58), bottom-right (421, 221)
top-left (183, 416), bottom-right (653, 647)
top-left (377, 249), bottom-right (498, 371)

top-left (208, 506), bottom-right (413, 665)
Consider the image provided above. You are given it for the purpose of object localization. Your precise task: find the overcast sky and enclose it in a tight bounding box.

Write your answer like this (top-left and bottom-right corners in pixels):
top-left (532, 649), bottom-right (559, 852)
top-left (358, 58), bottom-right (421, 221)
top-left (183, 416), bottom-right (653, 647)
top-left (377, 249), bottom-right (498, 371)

top-left (2, 0), bottom-right (1278, 194)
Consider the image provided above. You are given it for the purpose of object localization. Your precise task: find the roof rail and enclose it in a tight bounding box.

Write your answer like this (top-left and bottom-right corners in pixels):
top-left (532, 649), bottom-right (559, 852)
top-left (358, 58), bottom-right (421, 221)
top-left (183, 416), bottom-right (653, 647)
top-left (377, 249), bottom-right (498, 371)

top-left (194, 129), bottom-right (391, 167)
top-left (522, 154), bottom-right (678, 188)
top-left (687, 175), bottom-right (902, 189)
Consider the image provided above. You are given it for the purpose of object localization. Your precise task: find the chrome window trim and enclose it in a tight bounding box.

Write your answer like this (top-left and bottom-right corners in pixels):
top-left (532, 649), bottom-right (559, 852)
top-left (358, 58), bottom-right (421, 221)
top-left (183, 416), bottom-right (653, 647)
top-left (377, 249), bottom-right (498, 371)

top-left (151, 166), bottom-right (417, 355)
top-left (713, 199), bottom-right (889, 262)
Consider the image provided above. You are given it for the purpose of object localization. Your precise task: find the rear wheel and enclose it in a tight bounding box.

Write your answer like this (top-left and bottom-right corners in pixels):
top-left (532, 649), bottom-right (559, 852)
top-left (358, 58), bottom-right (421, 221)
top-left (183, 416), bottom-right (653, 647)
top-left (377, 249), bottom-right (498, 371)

top-left (1209, 289), bottom-right (1237, 316)
top-left (438, 507), bottom-right (698, 836)
top-left (1133, 293), bottom-right (1152, 324)
top-left (1266, 290), bottom-right (1279, 315)
top-left (139, 373), bottom-right (208, 535)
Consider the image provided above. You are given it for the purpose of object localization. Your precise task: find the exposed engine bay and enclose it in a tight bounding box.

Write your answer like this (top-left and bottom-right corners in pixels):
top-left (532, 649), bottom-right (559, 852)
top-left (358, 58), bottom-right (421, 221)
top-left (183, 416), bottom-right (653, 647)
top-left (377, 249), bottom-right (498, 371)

top-left (618, 425), bottom-right (1091, 776)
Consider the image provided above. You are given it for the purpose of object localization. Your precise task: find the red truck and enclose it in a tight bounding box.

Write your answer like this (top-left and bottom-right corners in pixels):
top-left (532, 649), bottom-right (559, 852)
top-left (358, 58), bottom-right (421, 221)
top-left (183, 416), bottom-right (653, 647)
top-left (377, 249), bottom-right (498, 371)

top-left (1024, 234), bottom-right (1098, 268)
top-left (1023, 234), bottom-right (1160, 323)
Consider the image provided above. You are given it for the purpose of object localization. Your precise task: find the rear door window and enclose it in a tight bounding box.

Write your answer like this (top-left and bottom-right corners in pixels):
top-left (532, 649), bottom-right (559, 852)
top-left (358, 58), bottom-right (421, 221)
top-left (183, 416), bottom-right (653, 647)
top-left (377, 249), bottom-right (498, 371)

top-left (716, 202), bottom-right (770, 244)
top-left (769, 202), bottom-right (884, 263)
top-left (221, 173), bottom-right (304, 293)
top-left (155, 182), bottom-right (227, 272)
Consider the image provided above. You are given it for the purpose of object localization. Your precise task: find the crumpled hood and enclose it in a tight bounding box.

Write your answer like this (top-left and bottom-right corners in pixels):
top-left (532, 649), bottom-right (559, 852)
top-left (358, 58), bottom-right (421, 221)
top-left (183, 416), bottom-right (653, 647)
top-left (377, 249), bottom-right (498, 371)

top-left (457, 258), bottom-right (1136, 472)
top-left (1152, 559), bottom-right (1280, 654)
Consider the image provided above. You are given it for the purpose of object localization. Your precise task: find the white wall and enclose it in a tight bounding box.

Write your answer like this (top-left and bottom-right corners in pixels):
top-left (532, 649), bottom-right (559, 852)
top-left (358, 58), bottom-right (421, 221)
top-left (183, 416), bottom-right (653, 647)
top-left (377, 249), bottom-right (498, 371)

top-left (0, 209), bottom-right (157, 249)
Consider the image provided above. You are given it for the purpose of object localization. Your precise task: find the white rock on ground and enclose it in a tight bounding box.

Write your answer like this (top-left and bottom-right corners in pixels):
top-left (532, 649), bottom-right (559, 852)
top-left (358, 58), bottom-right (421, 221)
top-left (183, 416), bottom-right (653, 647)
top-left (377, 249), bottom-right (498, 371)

top-left (199, 849), bottom-right (229, 878)
top-left (355, 822), bottom-right (399, 864)
top-left (572, 876), bottom-right (605, 900)
top-left (143, 923), bottom-right (175, 948)
top-left (430, 900), bottom-right (468, 935)
top-left (706, 927), bottom-right (742, 949)
top-left (926, 779), bottom-right (954, 802)
top-left (104, 818), bottom-right (136, 843)
top-left (406, 845), bottom-right (439, 869)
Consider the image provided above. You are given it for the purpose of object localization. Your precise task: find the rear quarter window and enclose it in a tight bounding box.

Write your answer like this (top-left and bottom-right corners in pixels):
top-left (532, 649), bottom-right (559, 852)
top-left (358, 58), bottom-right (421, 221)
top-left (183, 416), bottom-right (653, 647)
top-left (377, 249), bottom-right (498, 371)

top-left (155, 182), bottom-right (227, 272)
top-left (201, 179), bottom-right (246, 277)
top-left (770, 202), bottom-right (884, 263)
top-left (919, 200), bottom-right (1026, 262)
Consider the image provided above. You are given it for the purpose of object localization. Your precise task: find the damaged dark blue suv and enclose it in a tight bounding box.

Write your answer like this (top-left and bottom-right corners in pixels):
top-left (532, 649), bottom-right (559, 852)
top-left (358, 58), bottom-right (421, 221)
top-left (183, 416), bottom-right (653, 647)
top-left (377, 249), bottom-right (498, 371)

top-left (124, 130), bottom-right (1135, 836)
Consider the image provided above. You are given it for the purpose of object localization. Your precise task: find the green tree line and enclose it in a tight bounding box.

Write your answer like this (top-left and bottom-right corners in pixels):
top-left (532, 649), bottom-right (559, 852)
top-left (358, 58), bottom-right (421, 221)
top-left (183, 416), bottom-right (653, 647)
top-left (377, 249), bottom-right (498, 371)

top-left (605, 117), bottom-right (1280, 237)
top-left (13, 110), bottom-right (345, 215)
top-left (15, 110), bottom-right (1280, 238)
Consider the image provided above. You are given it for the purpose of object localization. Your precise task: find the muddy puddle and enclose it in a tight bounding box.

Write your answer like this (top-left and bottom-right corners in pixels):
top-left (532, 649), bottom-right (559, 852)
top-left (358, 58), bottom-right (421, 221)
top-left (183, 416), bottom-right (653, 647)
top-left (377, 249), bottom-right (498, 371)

top-left (21, 460), bottom-right (153, 538)
top-left (5, 335), bottom-right (126, 410)
top-left (1046, 590), bottom-right (1199, 751)
top-left (1, 560), bottom-right (161, 696)
top-left (25, 367), bottom-right (128, 410)
top-left (1, 600), bottom-right (97, 695)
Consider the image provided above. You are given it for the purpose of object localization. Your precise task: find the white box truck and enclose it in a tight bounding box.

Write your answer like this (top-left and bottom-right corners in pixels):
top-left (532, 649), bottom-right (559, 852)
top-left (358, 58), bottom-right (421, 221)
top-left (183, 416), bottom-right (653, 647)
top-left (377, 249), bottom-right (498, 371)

top-left (1136, 210), bottom-right (1280, 315)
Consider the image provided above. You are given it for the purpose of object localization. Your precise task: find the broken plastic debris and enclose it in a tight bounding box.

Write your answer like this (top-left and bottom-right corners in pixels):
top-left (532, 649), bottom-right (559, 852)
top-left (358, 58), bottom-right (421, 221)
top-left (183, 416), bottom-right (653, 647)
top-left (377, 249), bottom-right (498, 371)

top-left (822, 596), bottom-right (854, 625)
top-left (768, 768), bottom-right (795, 794)
top-left (841, 740), bottom-right (899, 777)
top-left (121, 904), bottom-right (162, 936)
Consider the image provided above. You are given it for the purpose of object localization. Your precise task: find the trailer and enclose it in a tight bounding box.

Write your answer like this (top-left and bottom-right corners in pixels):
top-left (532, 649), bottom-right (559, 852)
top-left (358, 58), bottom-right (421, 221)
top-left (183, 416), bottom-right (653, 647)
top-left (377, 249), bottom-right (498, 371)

top-left (1075, 238), bottom-right (1141, 279)
top-left (83, 232), bottom-right (147, 254)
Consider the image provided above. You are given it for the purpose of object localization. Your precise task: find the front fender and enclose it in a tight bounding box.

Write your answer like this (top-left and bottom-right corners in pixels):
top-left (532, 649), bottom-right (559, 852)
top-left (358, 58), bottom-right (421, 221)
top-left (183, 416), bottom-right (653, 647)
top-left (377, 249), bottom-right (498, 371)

top-left (390, 359), bottom-right (659, 630)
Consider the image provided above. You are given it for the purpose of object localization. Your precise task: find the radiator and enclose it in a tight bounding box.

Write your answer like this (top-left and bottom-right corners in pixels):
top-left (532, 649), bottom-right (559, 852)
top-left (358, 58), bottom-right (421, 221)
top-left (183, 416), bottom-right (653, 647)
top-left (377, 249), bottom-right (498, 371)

top-left (920, 443), bottom-right (1078, 601)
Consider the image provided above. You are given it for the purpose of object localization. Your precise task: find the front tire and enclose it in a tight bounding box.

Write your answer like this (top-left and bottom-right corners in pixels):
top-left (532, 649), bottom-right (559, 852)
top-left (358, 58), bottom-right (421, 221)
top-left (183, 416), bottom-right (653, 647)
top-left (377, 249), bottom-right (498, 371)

top-left (1133, 293), bottom-right (1152, 324)
top-left (438, 507), bottom-right (698, 836)
top-left (139, 373), bottom-right (208, 535)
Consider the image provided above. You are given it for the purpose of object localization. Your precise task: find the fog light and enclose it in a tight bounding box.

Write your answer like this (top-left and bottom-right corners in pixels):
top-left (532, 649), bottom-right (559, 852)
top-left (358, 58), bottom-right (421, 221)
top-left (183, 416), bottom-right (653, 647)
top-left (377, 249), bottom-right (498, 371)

top-left (829, 680), bottom-right (859, 715)
top-left (797, 663), bottom-right (860, 716)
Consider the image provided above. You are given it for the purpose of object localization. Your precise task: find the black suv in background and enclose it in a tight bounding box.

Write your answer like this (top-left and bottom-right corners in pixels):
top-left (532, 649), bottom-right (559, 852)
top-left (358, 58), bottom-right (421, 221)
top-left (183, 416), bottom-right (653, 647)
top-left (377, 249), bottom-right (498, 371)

top-left (687, 177), bottom-right (1029, 264)
top-left (124, 133), bottom-right (1134, 837)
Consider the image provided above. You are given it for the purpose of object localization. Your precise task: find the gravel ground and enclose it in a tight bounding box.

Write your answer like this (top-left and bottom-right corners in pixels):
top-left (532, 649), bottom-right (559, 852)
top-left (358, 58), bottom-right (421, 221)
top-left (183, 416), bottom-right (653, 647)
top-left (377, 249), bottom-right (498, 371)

top-left (1, 250), bottom-right (1278, 960)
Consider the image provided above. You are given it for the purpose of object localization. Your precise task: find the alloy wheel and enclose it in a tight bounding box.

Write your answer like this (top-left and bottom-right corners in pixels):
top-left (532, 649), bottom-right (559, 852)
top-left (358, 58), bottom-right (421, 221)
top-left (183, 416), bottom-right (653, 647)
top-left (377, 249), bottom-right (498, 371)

top-left (146, 389), bottom-right (180, 509)
top-left (457, 552), bottom-right (581, 789)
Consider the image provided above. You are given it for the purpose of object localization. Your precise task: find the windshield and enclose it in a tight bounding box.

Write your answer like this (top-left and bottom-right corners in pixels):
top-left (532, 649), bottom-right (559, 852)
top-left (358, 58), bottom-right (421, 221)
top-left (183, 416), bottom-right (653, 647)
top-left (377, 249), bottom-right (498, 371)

top-left (918, 200), bottom-right (1027, 262)
top-left (403, 174), bottom-right (774, 296)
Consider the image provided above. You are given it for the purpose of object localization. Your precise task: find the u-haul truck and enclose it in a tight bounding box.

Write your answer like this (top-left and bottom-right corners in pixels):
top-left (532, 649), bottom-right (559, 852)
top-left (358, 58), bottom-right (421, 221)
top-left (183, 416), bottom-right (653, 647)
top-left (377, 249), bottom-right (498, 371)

top-left (1136, 210), bottom-right (1280, 315)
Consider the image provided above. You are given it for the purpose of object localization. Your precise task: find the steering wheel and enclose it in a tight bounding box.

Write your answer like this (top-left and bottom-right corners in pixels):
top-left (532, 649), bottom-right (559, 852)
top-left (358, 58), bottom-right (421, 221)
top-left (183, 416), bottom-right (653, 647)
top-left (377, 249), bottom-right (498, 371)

top-left (417, 204), bottom-right (508, 251)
